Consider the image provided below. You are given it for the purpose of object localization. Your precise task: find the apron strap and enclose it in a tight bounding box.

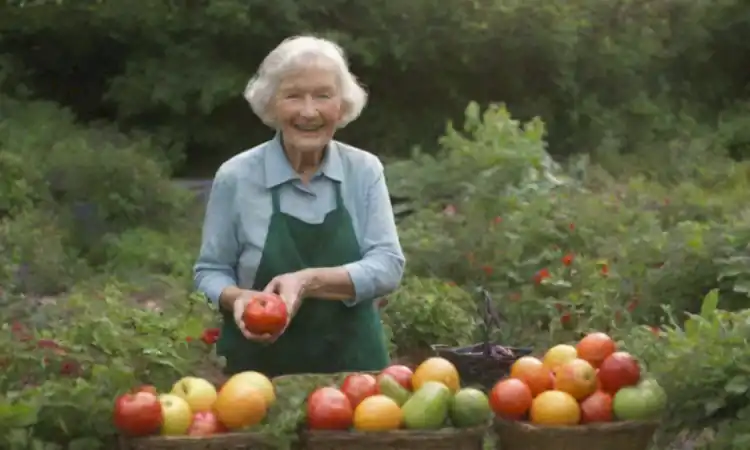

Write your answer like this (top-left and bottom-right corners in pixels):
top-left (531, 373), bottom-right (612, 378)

top-left (271, 186), bottom-right (282, 213)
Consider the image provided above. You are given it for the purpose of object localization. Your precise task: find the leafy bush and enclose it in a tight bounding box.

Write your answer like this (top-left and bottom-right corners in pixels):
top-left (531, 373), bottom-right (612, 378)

top-left (622, 290), bottom-right (750, 449)
top-left (0, 280), bottom-right (219, 449)
top-left (381, 276), bottom-right (478, 357)
top-left (0, 209), bottom-right (88, 295)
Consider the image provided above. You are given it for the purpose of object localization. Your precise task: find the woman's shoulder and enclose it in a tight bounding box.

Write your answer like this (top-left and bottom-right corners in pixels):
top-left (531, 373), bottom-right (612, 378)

top-left (333, 140), bottom-right (384, 182)
top-left (213, 141), bottom-right (270, 183)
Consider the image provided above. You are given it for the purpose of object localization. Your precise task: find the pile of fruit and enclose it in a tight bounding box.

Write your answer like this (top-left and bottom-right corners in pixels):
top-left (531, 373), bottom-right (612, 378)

top-left (113, 371), bottom-right (275, 438)
top-left (306, 357), bottom-right (491, 432)
top-left (490, 332), bottom-right (667, 426)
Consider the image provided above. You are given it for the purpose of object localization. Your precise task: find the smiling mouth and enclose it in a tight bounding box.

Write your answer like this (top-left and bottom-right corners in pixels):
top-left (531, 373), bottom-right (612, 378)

top-left (294, 124), bottom-right (324, 132)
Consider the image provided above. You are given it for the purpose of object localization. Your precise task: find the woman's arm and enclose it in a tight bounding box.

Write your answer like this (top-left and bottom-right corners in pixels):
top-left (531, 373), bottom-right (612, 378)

top-left (301, 169), bottom-right (405, 305)
top-left (193, 170), bottom-right (242, 310)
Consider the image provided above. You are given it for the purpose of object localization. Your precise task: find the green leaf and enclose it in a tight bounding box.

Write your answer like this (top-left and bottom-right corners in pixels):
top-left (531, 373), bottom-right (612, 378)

top-left (700, 288), bottom-right (719, 318)
top-left (724, 375), bottom-right (750, 395)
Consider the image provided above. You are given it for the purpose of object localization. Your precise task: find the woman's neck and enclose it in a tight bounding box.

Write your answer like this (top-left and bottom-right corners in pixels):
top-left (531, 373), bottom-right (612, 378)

top-left (282, 141), bottom-right (324, 182)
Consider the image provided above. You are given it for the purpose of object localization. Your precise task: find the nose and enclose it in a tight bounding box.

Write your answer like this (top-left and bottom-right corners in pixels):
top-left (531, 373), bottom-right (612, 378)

top-left (299, 96), bottom-right (317, 117)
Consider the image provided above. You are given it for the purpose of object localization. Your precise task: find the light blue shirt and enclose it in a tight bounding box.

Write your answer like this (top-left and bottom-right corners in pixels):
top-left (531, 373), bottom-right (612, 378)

top-left (193, 135), bottom-right (406, 307)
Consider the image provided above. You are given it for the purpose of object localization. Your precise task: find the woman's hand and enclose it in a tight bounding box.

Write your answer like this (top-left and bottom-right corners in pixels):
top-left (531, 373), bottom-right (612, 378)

top-left (263, 271), bottom-right (308, 322)
top-left (232, 290), bottom-right (278, 343)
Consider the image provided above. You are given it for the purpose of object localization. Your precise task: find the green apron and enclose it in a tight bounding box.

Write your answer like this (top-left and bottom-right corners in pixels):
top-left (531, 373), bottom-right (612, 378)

top-left (217, 182), bottom-right (391, 377)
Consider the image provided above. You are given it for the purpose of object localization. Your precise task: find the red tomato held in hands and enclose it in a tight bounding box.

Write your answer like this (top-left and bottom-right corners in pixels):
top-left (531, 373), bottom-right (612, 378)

top-left (377, 365), bottom-right (414, 391)
top-left (341, 373), bottom-right (378, 407)
top-left (242, 293), bottom-right (288, 335)
top-left (307, 387), bottom-right (354, 430)
top-left (597, 352), bottom-right (641, 394)
top-left (580, 390), bottom-right (614, 423)
top-left (113, 391), bottom-right (163, 437)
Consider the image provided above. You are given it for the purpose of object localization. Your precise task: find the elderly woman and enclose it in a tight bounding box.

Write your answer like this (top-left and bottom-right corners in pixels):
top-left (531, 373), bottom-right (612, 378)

top-left (193, 35), bottom-right (405, 377)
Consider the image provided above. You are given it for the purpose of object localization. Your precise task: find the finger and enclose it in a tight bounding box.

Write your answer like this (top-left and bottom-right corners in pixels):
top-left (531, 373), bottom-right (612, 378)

top-left (263, 279), bottom-right (279, 294)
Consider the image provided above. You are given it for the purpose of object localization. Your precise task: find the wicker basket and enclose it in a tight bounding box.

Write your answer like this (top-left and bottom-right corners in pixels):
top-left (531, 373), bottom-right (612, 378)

top-left (302, 426), bottom-right (487, 450)
top-left (118, 432), bottom-right (275, 450)
top-left (493, 419), bottom-right (659, 450)
top-left (432, 288), bottom-right (532, 391)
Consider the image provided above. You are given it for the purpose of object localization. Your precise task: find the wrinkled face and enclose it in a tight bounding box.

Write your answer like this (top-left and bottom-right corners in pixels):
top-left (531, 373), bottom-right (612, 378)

top-left (271, 64), bottom-right (344, 154)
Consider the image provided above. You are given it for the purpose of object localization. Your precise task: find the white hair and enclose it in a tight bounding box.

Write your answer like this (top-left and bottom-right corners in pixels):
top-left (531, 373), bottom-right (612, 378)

top-left (244, 35), bottom-right (368, 128)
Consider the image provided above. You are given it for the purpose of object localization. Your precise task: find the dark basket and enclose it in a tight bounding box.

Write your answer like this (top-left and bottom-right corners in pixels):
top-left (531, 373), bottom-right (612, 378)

top-left (493, 418), bottom-right (659, 450)
top-left (302, 426), bottom-right (487, 450)
top-left (432, 342), bottom-right (532, 390)
top-left (432, 288), bottom-right (532, 391)
top-left (118, 432), bottom-right (275, 450)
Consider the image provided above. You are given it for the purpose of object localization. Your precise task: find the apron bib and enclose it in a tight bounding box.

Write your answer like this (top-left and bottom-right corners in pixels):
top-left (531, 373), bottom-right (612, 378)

top-left (216, 182), bottom-right (390, 377)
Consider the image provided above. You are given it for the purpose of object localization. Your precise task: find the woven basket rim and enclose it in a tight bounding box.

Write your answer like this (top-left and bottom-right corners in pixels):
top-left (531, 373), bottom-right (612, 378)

top-left (120, 430), bottom-right (269, 444)
top-left (304, 425), bottom-right (488, 441)
top-left (494, 418), bottom-right (660, 434)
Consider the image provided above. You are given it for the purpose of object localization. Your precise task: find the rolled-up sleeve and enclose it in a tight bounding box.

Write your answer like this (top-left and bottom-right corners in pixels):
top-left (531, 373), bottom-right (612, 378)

top-left (193, 170), bottom-right (240, 305)
top-left (343, 170), bottom-right (406, 305)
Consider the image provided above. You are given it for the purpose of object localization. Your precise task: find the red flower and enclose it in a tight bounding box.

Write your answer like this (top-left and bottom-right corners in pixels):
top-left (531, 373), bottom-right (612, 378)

top-left (569, 223), bottom-right (575, 231)
top-left (649, 326), bottom-right (661, 336)
top-left (601, 264), bottom-right (609, 276)
top-left (60, 360), bottom-right (80, 376)
top-left (493, 216), bottom-right (502, 225)
top-left (533, 268), bottom-right (551, 284)
top-left (201, 328), bottom-right (221, 345)
top-left (185, 336), bottom-right (193, 343)
top-left (481, 265), bottom-right (493, 276)
top-left (561, 253), bottom-right (574, 266)
top-left (560, 313), bottom-right (572, 325)
top-left (626, 299), bottom-right (639, 312)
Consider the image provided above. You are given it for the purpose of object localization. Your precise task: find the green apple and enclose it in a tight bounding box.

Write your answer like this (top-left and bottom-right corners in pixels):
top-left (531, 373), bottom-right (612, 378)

top-left (613, 380), bottom-right (667, 421)
top-left (158, 394), bottom-right (193, 435)
top-left (171, 376), bottom-right (218, 412)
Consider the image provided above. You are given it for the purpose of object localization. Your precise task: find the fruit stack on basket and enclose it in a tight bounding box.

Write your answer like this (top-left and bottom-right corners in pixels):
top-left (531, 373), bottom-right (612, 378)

top-left (282, 357), bottom-right (491, 450)
top-left (489, 332), bottom-right (665, 450)
top-left (115, 372), bottom-right (276, 450)
top-left (432, 288), bottom-right (532, 390)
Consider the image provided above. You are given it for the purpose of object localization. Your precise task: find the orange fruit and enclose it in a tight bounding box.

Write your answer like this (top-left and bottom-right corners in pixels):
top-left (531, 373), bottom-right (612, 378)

top-left (530, 390), bottom-right (581, 425)
top-left (353, 395), bottom-right (403, 431)
top-left (412, 357), bottom-right (460, 392)
top-left (213, 381), bottom-right (267, 430)
top-left (554, 358), bottom-right (597, 400)
top-left (542, 344), bottom-right (577, 372)
top-left (489, 378), bottom-right (533, 420)
top-left (576, 332), bottom-right (616, 369)
top-left (510, 356), bottom-right (554, 397)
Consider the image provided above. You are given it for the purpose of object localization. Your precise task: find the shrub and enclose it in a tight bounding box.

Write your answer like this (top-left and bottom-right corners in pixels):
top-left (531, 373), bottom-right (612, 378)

top-left (0, 279), bottom-right (219, 448)
top-left (0, 209), bottom-right (89, 295)
top-left (622, 290), bottom-right (750, 449)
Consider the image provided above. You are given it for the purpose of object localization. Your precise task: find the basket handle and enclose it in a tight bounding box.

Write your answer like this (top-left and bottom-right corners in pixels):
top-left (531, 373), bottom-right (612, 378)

top-left (477, 287), bottom-right (504, 356)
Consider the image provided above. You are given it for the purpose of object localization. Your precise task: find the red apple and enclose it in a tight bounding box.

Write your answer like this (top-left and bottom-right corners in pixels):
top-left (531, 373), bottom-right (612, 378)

top-left (377, 365), bottom-right (414, 391)
top-left (113, 391), bottom-right (163, 437)
top-left (242, 293), bottom-right (288, 335)
top-left (597, 352), bottom-right (641, 394)
top-left (340, 373), bottom-right (378, 407)
top-left (187, 411), bottom-right (227, 436)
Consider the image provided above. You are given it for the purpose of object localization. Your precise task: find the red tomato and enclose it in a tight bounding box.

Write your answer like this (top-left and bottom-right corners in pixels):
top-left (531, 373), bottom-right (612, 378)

top-left (597, 352), bottom-right (641, 394)
top-left (242, 293), bottom-right (288, 335)
top-left (377, 365), bottom-right (414, 391)
top-left (307, 387), bottom-right (354, 430)
top-left (341, 373), bottom-right (378, 407)
top-left (489, 378), bottom-right (533, 420)
top-left (113, 391), bottom-right (163, 436)
top-left (580, 391), bottom-right (614, 423)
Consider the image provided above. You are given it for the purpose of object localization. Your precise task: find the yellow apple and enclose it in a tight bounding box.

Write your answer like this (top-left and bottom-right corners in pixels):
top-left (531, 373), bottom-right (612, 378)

top-left (171, 376), bottom-right (218, 412)
top-left (159, 394), bottom-right (193, 435)
top-left (225, 371), bottom-right (276, 406)
top-left (542, 344), bottom-right (578, 372)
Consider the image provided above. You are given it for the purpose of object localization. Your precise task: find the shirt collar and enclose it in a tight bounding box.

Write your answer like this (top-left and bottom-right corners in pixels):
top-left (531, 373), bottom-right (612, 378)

top-left (264, 132), bottom-right (344, 188)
